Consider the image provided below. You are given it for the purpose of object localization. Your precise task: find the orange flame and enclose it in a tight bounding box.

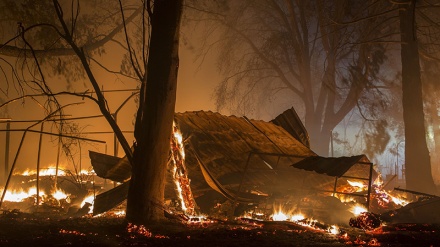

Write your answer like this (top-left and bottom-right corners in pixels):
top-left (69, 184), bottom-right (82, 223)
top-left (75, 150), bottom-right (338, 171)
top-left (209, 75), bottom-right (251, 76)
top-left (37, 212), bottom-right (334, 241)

top-left (17, 166), bottom-right (66, 176)
top-left (170, 122), bottom-right (195, 215)
top-left (350, 204), bottom-right (368, 216)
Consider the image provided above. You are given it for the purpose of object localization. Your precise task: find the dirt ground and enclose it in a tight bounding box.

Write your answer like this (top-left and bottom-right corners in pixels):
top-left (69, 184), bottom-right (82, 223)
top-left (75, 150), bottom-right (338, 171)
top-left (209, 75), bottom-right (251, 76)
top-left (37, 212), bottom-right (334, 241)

top-left (0, 211), bottom-right (439, 247)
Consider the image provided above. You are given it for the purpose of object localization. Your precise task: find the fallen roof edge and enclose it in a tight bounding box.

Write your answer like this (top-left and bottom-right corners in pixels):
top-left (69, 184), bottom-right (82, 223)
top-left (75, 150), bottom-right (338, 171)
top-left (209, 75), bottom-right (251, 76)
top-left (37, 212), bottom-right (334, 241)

top-left (291, 154), bottom-right (371, 177)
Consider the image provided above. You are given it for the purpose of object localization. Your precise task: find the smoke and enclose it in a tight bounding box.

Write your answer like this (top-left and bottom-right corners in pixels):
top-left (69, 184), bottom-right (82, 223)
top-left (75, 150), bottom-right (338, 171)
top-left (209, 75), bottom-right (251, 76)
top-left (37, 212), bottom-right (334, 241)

top-left (364, 119), bottom-right (391, 158)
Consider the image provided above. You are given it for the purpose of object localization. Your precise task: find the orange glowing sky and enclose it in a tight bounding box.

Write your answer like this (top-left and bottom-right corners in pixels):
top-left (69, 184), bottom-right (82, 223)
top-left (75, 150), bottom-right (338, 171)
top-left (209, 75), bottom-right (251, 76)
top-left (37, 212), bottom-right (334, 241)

top-left (0, 28), bottom-right (223, 176)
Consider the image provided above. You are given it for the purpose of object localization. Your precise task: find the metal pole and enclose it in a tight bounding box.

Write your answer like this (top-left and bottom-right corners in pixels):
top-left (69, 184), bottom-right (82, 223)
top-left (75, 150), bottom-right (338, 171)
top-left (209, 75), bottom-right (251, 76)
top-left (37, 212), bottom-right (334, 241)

top-left (111, 92), bottom-right (138, 188)
top-left (4, 120), bottom-right (10, 182)
top-left (333, 177), bottom-right (338, 197)
top-left (366, 163), bottom-right (374, 211)
top-left (330, 130), bottom-right (334, 157)
top-left (36, 122), bottom-right (44, 209)
top-left (0, 131), bottom-right (27, 208)
top-left (396, 146), bottom-right (399, 179)
top-left (78, 140), bottom-right (82, 183)
top-left (113, 113), bottom-right (118, 157)
top-left (112, 92), bottom-right (138, 159)
top-left (396, 140), bottom-right (404, 180)
top-left (55, 132), bottom-right (61, 191)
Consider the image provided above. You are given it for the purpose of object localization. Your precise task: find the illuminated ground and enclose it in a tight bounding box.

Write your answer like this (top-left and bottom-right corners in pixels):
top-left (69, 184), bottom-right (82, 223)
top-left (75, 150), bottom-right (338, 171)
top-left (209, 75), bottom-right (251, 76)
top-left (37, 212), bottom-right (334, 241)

top-left (0, 212), bottom-right (439, 247)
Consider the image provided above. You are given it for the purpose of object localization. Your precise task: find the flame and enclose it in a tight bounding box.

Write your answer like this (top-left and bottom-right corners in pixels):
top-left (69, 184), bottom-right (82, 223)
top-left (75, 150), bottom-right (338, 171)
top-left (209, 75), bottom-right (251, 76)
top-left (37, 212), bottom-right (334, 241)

top-left (291, 213), bottom-right (305, 222)
top-left (2, 187), bottom-right (44, 202)
top-left (347, 180), bottom-right (367, 192)
top-left (350, 204), bottom-right (368, 216)
top-left (51, 188), bottom-right (69, 201)
top-left (80, 195), bottom-right (95, 214)
top-left (270, 207), bottom-right (304, 222)
top-left (389, 195), bottom-right (408, 206)
top-left (272, 210), bottom-right (289, 221)
top-left (2, 186), bottom-right (71, 205)
top-left (335, 194), bottom-right (357, 203)
top-left (79, 169), bottom-right (95, 175)
top-left (17, 167), bottom-right (66, 176)
top-left (374, 175), bottom-right (383, 186)
top-left (172, 124), bottom-right (185, 160)
top-left (262, 206), bottom-right (342, 235)
top-left (372, 173), bottom-right (409, 208)
top-left (170, 122), bottom-right (195, 215)
top-left (173, 166), bottom-right (187, 212)
top-left (328, 225), bottom-right (340, 235)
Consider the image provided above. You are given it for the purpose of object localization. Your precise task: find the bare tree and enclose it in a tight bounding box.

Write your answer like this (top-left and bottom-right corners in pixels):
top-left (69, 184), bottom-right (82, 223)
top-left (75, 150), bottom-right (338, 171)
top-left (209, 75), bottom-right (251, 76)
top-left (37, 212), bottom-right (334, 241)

top-left (126, 0), bottom-right (183, 223)
top-left (399, 0), bottom-right (437, 194)
top-left (189, 0), bottom-right (390, 156)
top-left (0, 0), bottom-right (184, 223)
top-left (417, 0), bottom-right (440, 185)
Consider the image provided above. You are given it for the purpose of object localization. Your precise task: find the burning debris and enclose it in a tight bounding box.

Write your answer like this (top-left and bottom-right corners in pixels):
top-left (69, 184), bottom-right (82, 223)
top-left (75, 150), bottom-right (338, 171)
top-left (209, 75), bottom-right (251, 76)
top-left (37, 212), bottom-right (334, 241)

top-left (170, 123), bottom-right (196, 215)
top-left (0, 166), bottom-right (101, 218)
top-left (0, 110), bottom-right (408, 246)
top-left (2, 109), bottom-right (440, 246)
top-left (87, 111), bottom-right (430, 229)
top-left (349, 212), bottom-right (381, 230)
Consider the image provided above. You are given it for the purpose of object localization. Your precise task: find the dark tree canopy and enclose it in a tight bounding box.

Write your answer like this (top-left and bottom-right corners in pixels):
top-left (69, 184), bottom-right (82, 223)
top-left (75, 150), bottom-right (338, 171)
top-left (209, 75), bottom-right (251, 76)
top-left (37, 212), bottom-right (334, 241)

top-left (188, 0), bottom-right (391, 156)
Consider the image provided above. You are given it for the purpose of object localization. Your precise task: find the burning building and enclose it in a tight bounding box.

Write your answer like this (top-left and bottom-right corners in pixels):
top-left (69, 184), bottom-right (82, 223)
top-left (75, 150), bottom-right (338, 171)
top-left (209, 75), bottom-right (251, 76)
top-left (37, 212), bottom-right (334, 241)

top-left (89, 109), bottom-right (375, 224)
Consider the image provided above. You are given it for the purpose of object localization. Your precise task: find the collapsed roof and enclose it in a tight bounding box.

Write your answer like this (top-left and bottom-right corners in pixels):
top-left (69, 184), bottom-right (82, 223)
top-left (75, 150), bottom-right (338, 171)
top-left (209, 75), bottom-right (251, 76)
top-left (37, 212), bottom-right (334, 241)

top-left (270, 107), bottom-right (310, 148)
top-left (89, 109), bottom-right (373, 215)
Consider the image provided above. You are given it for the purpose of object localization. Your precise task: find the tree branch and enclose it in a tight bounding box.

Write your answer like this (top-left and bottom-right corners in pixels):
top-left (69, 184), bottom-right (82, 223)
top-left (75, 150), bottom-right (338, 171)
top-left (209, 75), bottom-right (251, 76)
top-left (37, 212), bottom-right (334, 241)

top-left (53, 0), bottom-right (133, 164)
top-left (0, 4), bottom-right (143, 57)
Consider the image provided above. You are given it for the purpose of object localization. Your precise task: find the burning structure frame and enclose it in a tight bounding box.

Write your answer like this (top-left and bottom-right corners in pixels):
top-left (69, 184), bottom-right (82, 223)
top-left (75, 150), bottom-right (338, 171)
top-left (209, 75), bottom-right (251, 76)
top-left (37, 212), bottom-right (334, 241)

top-left (89, 110), bottom-right (375, 219)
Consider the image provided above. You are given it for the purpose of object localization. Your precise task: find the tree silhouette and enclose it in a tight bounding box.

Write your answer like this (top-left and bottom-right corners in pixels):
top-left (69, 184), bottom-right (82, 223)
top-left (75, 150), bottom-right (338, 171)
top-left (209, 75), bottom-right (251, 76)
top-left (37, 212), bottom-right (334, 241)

top-left (0, 0), bottom-right (184, 224)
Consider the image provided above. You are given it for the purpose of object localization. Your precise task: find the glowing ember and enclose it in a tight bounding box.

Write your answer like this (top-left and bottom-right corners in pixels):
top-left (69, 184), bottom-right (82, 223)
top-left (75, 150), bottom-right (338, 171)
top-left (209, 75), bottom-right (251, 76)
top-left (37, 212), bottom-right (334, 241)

top-left (351, 204), bottom-right (368, 216)
top-left (349, 212), bottom-right (381, 230)
top-left (368, 238), bottom-right (381, 246)
top-left (126, 223), bottom-right (169, 238)
top-left (187, 215), bottom-right (212, 225)
top-left (59, 229), bottom-right (86, 236)
top-left (170, 122), bottom-right (195, 215)
top-left (113, 210), bottom-right (126, 216)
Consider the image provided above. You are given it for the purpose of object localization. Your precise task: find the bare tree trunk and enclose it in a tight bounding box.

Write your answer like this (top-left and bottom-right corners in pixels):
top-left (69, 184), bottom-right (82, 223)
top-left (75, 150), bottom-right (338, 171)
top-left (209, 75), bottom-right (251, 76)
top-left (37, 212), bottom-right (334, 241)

top-left (429, 101), bottom-right (440, 181)
top-left (399, 0), bottom-right (437, 194)
top-left (126, 0), bottom-right (183, 224)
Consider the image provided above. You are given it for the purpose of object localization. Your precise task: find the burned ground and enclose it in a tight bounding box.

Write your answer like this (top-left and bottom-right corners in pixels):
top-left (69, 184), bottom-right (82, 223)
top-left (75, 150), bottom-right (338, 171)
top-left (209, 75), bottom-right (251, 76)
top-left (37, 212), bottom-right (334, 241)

top-left (0, 211), bottom-right (439, 247)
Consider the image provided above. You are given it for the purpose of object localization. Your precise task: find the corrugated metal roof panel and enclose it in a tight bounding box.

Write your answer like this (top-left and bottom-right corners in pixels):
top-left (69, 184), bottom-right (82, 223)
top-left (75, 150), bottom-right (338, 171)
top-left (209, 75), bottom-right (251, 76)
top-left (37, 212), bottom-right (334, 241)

top-left (271, 107), bottom-right (310, 147)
